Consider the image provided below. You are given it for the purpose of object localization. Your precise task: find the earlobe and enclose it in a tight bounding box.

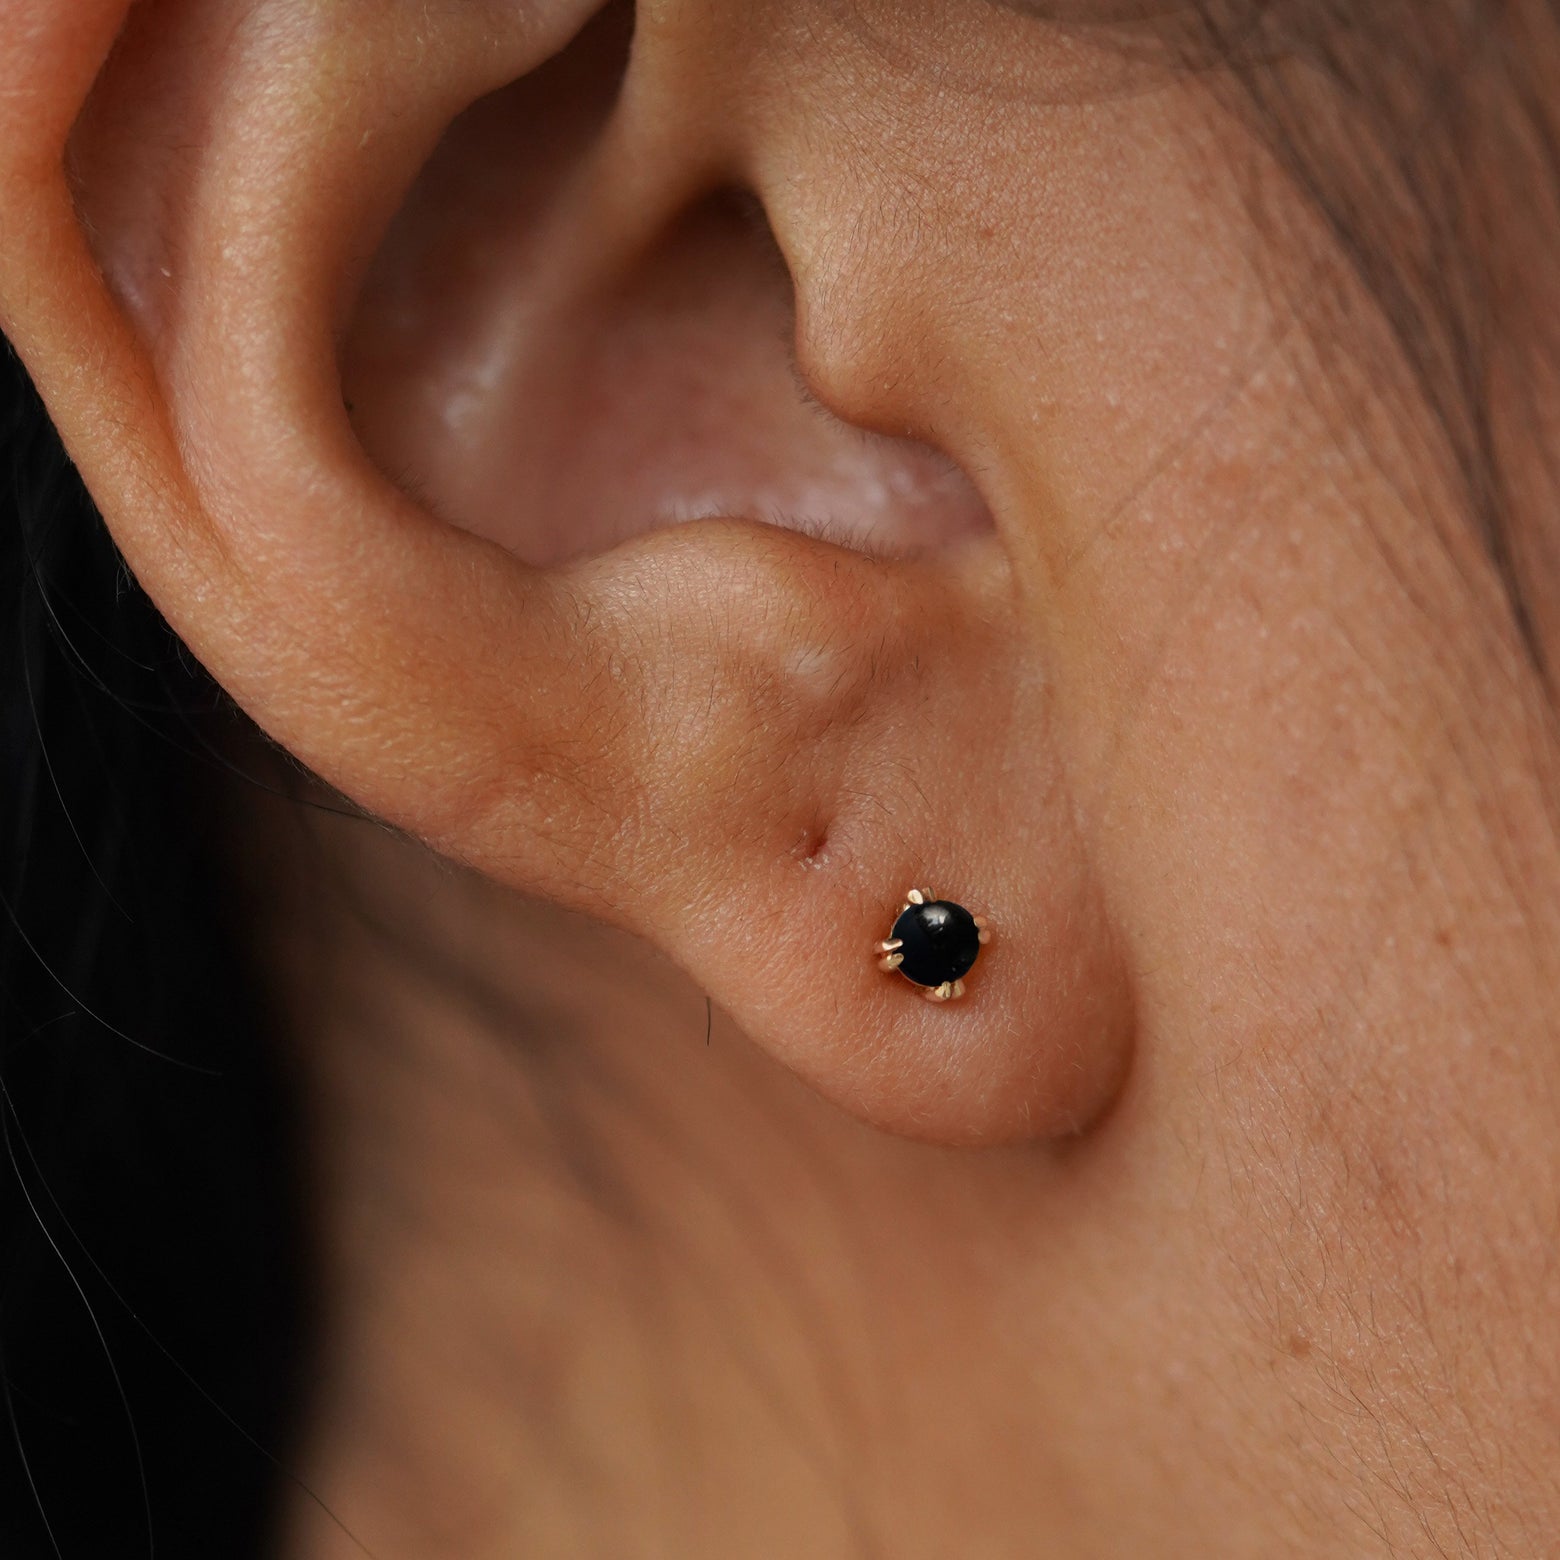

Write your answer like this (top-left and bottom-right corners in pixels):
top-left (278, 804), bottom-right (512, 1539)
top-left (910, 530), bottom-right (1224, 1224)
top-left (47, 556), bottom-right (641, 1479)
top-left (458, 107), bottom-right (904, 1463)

top-left (0, 0), bottom-right (1135, 1145)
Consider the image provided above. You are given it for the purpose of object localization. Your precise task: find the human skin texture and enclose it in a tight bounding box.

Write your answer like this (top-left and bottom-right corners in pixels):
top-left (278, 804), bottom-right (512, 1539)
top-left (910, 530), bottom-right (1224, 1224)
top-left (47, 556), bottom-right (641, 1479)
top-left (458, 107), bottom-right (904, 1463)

top-left (4, 0), bottom-right (1560, 1554)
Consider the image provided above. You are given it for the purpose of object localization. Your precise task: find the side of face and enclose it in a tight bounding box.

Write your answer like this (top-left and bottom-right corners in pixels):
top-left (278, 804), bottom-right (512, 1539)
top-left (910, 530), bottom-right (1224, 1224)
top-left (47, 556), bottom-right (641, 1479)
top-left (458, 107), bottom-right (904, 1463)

top-left (4, 0), bottom-right (1560, 1550)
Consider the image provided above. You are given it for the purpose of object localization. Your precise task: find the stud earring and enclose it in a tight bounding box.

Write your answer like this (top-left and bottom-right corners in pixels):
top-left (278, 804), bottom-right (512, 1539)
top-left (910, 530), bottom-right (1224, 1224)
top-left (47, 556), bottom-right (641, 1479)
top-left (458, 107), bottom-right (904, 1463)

top-left (874, 889), bottom-right (991, 1002)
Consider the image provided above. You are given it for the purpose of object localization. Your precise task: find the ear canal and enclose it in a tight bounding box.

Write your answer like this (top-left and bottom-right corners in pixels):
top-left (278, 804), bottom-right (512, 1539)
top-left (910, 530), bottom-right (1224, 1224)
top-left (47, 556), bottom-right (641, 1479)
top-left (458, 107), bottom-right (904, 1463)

top-left (0, 0), bottom-right (1135, 1145)
top-left (340, 6), bottom-right (992, 569)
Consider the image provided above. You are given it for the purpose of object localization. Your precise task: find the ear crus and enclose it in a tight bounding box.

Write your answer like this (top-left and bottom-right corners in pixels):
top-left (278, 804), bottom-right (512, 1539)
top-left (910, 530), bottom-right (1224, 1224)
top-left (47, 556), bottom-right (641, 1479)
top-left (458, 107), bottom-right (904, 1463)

top-left (0, 0), bottom-right (1133, 1144)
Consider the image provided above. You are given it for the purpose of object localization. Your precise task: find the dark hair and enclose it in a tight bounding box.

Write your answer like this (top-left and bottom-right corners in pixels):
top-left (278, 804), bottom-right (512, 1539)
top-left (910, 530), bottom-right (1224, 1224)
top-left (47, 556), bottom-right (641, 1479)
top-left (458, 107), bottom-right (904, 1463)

top-left (0, 342), bottom-right (308, 1558)
top-left (3, 1), bottom-right (1557, 1554)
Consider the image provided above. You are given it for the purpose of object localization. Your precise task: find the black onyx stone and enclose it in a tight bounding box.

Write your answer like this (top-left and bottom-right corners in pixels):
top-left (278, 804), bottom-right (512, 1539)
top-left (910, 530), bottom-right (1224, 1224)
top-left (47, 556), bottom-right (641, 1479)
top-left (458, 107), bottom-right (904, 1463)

top-left (891, 900), bottom-right (982, 988)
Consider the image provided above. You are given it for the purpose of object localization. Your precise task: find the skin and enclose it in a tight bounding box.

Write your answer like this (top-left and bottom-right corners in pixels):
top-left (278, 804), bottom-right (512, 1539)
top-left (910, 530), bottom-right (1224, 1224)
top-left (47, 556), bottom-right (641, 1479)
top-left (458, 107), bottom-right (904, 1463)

top-left (2, 0), bottom-right (1560, 1553)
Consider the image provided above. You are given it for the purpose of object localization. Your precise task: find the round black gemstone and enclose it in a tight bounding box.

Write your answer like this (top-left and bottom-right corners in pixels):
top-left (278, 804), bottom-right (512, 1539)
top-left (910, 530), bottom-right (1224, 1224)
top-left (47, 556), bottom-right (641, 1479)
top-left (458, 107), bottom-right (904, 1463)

top-left (891, 900), bottom-right (982, 988)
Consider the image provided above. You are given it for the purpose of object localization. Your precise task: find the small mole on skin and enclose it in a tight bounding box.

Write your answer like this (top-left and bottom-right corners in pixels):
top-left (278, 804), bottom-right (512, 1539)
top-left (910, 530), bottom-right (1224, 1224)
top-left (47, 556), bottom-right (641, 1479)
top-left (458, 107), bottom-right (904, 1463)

top-left (1285, 1331), bottom-right (1312, 1360)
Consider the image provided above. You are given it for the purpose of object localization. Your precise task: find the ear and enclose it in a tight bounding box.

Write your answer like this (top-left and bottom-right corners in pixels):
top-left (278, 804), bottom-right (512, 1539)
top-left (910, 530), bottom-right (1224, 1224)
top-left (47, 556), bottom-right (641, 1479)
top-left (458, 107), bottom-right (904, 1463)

top-left (0, 0), bottom-right (1132, 1145)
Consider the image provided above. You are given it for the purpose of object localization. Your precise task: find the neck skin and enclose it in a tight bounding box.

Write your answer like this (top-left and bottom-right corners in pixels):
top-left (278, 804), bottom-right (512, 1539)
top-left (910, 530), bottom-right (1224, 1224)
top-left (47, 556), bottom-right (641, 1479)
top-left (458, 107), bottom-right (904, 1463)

top-left (258, 807), bottom-right (1101, 1560)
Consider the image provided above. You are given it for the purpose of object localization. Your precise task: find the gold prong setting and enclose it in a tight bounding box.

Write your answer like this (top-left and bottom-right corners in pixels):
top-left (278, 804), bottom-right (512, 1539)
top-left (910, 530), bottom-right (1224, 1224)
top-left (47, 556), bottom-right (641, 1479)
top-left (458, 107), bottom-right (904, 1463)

top-left (872, 890), bottom-right (989, 1003)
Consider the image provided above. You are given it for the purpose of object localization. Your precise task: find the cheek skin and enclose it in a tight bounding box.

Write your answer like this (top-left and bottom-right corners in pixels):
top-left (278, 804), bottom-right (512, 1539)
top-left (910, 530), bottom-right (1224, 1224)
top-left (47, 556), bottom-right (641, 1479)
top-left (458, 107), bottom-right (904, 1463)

top-left (675, 1), bottom-right (1560, 1545)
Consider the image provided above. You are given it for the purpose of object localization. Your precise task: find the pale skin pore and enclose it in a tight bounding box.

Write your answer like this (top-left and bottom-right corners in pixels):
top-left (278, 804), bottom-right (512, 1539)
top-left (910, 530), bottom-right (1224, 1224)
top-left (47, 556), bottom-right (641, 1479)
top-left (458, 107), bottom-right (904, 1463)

top-left (3, 0), bottom-right (1560, 1555)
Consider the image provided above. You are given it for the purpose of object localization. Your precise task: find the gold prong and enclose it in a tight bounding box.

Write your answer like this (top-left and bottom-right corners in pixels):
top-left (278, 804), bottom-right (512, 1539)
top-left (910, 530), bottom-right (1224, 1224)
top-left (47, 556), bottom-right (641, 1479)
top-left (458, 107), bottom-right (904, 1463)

top-left (876, 938), bottom-right (904, 954)
top-left (972, 915), bottom-right (988, 928)
top-left (907, 888), bottom-right (925, 905)
top-left (950, 980), bottom-right (965, 999)
top-left (978, 929), bottom-right (992, 945)
top-left (879, 953), bottom-right (905, 972)
top-left (924, 981), bottom-right (954, 1002)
